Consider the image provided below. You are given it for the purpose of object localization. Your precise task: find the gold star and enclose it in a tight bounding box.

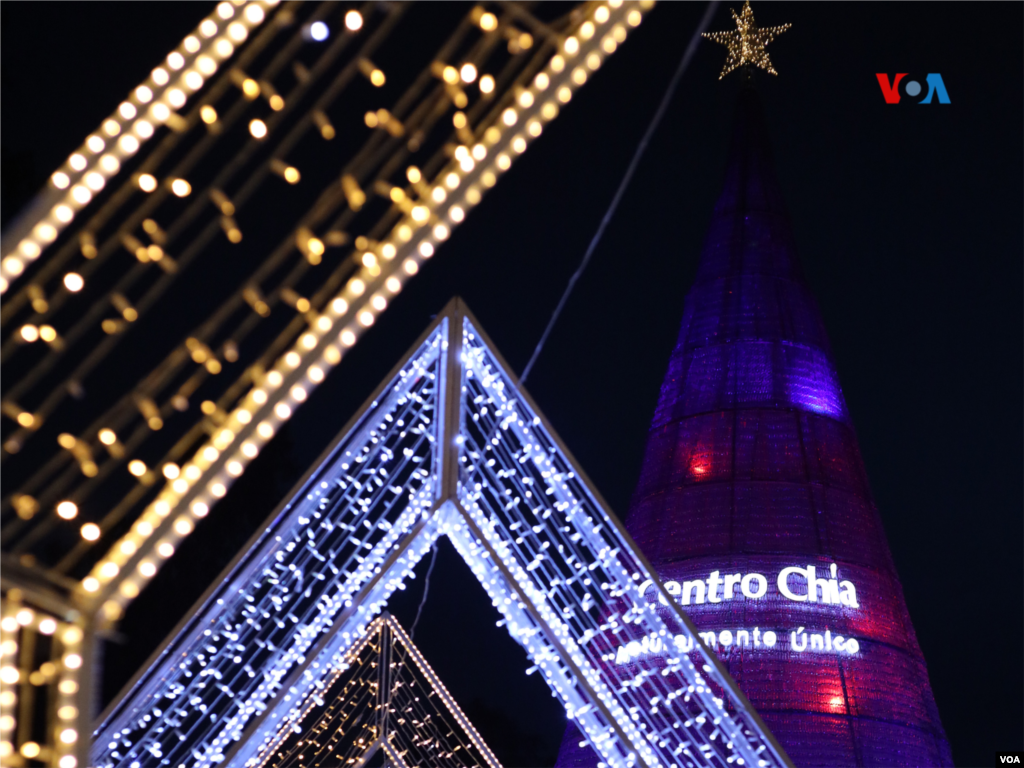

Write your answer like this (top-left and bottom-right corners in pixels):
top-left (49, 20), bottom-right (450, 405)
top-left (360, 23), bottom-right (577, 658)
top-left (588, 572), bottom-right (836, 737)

top-left (703, 1), bottom-right (791, 79)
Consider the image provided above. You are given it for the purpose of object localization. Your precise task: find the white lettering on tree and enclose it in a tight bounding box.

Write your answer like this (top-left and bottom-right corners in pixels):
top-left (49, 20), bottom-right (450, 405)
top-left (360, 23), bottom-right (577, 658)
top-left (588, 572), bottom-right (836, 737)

top-left (611, 626), bottom-right (859, 665)
top-left (638, 564), bottom-right (859, 609)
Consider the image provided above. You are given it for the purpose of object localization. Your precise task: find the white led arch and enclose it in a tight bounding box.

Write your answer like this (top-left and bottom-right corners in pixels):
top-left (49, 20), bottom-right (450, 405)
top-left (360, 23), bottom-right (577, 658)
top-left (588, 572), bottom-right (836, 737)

top-left (94, 298), bottom-right (793, 768)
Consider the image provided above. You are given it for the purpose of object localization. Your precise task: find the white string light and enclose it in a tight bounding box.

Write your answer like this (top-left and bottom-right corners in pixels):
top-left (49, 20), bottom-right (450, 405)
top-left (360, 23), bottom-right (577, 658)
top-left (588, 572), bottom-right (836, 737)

top-left (435, 317), bottom-right (786, 768)
top-left (0, 0), bottom-right (276, 295)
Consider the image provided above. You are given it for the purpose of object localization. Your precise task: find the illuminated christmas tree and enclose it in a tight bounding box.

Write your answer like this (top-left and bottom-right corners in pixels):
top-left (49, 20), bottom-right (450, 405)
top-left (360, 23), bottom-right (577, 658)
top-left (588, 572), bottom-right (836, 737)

top-left (555, 72), bottom-right (953, 768)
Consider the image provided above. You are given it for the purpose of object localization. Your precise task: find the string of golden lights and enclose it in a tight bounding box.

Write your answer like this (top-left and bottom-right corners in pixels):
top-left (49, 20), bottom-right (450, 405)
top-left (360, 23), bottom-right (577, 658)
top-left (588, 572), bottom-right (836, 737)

top-left (0, 7), bottom-right (662, 767)
top-left (253, 614), bottom-right (500, 768)
top-left (80, 0), bottom-right (654, 624)
top-left (0, 1), bottom-right (392, 461)
top-left (0, 1), bottom-right (376, 444)
top-left (0, 597), bottom-right (85, 768)
top-left (3, 3), bottom-right (538, 555)
top-left (0, 0), bottom-right (275, 295)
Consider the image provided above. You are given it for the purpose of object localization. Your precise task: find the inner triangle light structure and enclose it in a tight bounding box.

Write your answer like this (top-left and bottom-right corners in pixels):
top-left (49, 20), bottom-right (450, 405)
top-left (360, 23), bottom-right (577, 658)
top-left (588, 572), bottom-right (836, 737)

top-left (93, 298), bottom-right (793, 768)
top-left (253, 613), bottom-right (502, 768)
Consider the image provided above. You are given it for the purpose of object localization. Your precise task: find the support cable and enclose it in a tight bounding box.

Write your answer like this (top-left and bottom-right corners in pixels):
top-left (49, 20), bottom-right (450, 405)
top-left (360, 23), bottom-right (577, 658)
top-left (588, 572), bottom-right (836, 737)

top-left (519, 0), bottom-right (717, 384)
top-left (409, 542), bottom-right (438, 640)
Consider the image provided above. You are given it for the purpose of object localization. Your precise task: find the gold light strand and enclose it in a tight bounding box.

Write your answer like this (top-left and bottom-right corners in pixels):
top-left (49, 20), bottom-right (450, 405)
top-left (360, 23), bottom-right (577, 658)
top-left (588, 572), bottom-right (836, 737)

top-left (53, 622), bottom-right (84, 768)
top-left (0, 1), bottom-right (277, 295)
top-left (702, 0), bottom-right (790, 79)
top-left (0, 604), bottom-right (18, 764)
top-left (81, 0), bottom-right (656, 620)
top-left (0, 599), bottom-right (83, 768)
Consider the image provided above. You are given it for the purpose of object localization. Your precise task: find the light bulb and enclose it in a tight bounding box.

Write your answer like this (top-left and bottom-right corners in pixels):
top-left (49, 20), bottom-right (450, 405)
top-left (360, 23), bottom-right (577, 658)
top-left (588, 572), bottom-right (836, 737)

top-left (57, 501), bottom-right (78, 520)
top-left (310, 21), bottom-right (329, 41)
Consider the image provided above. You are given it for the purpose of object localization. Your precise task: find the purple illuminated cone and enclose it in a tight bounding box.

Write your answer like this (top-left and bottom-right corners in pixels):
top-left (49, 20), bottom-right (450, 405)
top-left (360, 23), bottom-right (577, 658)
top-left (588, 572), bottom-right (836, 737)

top-left (555, 87), bottom-right (952, 767)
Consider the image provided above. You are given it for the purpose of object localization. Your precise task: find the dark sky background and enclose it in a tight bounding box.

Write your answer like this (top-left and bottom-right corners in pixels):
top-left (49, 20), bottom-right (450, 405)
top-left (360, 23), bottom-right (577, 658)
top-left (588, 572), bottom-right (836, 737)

top-left (2, 2), bottom-right (1022, 767)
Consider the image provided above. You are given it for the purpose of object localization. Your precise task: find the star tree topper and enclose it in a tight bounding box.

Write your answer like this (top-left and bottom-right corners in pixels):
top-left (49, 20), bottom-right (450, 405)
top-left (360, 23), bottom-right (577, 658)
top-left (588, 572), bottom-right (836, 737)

top-left (703, 1), bottom-right (791, 79)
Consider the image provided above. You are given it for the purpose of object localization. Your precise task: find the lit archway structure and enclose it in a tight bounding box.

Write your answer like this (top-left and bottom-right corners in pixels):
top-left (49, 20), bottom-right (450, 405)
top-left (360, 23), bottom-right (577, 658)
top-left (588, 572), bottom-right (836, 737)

top-left (94, 299), bottom-right (792, 768)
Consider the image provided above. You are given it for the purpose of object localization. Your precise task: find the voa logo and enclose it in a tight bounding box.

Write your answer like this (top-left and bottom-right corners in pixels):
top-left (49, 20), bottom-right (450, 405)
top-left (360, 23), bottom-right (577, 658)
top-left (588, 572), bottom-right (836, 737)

top-left (876, 73), bottom-right (951, 104)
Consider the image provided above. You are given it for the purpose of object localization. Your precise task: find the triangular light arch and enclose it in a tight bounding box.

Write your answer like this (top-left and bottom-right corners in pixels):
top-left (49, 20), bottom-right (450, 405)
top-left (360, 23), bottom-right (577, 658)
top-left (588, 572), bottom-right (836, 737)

top-left (94, 299), bottom-right (792, 768)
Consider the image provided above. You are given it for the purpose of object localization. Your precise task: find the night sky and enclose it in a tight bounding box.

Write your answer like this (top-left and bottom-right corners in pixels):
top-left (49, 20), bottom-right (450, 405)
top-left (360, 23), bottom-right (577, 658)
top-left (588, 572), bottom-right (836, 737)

top-left (2, 3), bottom-right (1022, 766)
